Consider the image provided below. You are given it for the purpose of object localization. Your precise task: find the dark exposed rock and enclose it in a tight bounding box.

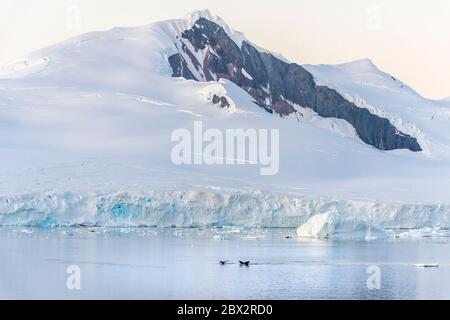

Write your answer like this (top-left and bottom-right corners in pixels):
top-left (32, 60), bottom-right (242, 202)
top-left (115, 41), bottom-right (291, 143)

top-left (169, 18), bottom-right (422, 152)
top-left (212, 94), bottom-right (231, 109)
top-left (168, 53), bottom-right (197, 81)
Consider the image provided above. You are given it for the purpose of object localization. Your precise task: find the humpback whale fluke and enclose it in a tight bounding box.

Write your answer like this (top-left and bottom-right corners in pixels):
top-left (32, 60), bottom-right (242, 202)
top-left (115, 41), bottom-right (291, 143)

top-left (219, 260), bottom-right (229, 265)
top-left (239, 261), bottom-right (250, 267)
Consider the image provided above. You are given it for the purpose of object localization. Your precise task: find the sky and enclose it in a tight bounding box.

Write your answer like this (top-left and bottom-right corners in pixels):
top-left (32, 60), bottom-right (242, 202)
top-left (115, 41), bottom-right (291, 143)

top-left (1, 0), bottom-right (449, 99)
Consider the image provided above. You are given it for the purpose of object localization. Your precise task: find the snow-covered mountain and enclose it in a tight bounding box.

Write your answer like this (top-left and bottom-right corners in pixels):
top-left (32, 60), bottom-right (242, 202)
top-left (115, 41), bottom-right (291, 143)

top-left (303, 60), bottom-right (450, 158)
top-left (168, 17), bottom-right (422, 152)
top-left (0, 10), bottom-right (449, 234)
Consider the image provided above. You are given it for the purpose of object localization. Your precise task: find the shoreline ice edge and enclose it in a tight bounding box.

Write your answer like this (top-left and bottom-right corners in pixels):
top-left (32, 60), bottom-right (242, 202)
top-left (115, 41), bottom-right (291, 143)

top-left (1, 190), bottom-right (449, 234)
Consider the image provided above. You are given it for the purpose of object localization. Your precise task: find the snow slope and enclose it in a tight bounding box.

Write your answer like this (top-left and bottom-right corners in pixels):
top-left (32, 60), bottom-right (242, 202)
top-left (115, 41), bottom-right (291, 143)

top-left (0, 10), bottom-right (450, 233)
top-left (441, 97), bottom-right (450, 107)
top-left (304, 59), bottom-right (450, 158)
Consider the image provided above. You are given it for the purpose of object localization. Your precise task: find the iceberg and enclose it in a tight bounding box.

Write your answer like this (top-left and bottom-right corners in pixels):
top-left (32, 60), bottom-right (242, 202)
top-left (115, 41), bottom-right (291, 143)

top-left (415, 263), bottom-right (440, 268)
top-left (296, 212), bottom-right (388, 240)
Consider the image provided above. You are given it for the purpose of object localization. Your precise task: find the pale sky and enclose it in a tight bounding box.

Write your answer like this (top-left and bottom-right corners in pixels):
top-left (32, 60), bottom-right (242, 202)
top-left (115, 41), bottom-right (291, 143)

top-left (1, 0), bottom-right (449, 99)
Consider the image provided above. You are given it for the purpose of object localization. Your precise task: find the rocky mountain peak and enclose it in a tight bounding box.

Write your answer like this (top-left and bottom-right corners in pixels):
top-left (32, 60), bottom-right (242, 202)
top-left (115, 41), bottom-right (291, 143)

top-left (183, 9), bottom-right (247, 48)
top-left (168, 15), bottom-right (422, 152)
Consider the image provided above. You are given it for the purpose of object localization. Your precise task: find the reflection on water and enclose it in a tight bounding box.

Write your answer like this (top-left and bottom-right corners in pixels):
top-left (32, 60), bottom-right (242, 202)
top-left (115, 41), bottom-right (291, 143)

top-left (0, 227), bottom-right (449, 299)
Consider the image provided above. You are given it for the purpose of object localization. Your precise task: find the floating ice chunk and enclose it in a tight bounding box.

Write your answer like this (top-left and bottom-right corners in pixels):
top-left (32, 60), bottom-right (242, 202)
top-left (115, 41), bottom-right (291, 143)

top-left (416, 263), bottom-right (439, 268)
top-left (297, 212), bottom-right (387, 240)
top-left (213, 234), bottom-right (230, 241)
top-left (241, 235), bottom-right (259, 241)
top-left (394, 228), bottom-right (450, 239)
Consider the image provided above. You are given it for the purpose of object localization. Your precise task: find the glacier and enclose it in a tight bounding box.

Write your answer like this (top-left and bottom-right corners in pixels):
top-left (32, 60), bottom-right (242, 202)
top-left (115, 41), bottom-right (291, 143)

top-left (1, 190), bottom-right (450, 231)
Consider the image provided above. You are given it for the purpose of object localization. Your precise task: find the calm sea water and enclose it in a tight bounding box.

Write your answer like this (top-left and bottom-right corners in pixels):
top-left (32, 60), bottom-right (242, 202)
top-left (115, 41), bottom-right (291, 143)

top-left (1, 227), bottom-right (449, 300)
